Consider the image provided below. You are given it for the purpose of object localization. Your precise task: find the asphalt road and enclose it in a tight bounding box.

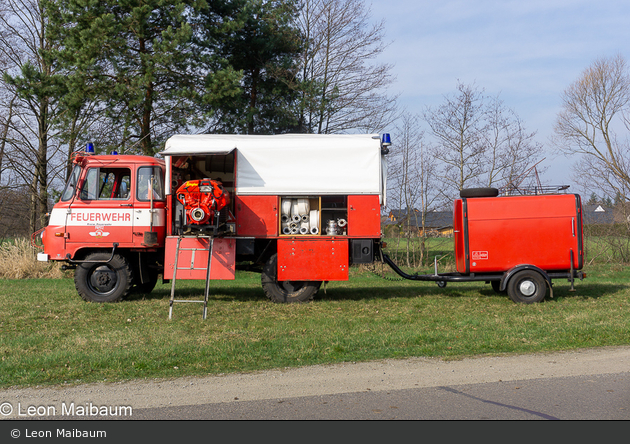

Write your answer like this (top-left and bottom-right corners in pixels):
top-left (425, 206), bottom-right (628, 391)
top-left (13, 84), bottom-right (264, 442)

top-left (1, 346), bottom-right (629, 421)
top-left (125, 372), bottom-right (629, 420)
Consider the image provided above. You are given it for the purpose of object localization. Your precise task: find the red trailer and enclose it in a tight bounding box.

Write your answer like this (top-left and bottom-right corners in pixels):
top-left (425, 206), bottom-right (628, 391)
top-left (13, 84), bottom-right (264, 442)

top-left (383, 188), bottom-right (585, 303)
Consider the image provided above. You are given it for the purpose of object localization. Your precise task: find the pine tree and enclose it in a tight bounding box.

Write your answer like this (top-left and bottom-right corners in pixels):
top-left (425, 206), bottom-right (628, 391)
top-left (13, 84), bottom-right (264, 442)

top-left (199, 0), bottom-right (303, 134)
top-left (45, 0), bottom-right (242, 155)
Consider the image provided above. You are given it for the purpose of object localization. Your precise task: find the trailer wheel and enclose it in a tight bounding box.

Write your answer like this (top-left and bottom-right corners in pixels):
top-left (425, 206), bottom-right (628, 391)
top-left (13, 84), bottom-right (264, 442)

top-left (261, 254), bottom-right (321, 303)
top-left (74, 252), bottom-right (133, 303)
top-left (506, 270), bottom-right (546, 303)
top-left (436, 280), bottom-right (447, 288)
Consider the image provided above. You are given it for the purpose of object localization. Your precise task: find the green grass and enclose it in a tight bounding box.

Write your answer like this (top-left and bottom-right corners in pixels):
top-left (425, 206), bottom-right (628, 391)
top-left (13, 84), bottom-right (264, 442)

top-left (1, 263), bottom-right (630, 389)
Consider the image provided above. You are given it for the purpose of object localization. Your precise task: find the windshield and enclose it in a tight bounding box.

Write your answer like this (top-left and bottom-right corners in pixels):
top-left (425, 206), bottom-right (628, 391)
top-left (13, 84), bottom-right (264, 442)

top-left (60, 165), bottom-right (81, 202)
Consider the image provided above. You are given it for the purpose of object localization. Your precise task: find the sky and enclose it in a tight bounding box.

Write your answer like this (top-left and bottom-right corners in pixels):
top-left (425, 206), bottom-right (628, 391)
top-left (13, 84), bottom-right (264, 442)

top-left (368, 0), bottom-right (630, 193)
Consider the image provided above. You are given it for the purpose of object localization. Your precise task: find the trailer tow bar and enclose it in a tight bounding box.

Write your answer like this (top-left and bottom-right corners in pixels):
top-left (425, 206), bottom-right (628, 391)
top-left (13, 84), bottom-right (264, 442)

top-left (381, 253), bottom-right (472, 284)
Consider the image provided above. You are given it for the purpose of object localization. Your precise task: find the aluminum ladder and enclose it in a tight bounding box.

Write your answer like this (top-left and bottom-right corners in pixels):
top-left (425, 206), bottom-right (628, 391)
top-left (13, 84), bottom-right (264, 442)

top-left (168, 234), bottom-right (215, 320)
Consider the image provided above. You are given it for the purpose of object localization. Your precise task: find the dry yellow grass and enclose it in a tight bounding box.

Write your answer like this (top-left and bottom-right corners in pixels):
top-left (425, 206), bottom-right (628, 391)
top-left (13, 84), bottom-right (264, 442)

top-left (0, 238), bottom-right (64, 279)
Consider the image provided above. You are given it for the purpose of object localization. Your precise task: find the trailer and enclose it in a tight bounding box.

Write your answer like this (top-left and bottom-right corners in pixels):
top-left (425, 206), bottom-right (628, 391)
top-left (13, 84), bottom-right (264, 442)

top-left (381, 188), bottom-right (586, 303)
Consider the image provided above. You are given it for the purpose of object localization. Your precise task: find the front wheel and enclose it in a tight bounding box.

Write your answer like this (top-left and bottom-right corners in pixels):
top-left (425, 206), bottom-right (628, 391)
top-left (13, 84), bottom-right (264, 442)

top-left (261, 254), bottom-right (321, 303)
top-left (74, 252), bottom-right (133, 302)
top-left (506, 270), bottom-right (546, 303)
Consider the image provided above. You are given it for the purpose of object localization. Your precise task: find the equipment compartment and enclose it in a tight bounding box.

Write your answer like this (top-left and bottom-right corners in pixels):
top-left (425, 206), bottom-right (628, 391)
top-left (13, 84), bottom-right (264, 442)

top-left (280, 197), bottom-right (322, 236)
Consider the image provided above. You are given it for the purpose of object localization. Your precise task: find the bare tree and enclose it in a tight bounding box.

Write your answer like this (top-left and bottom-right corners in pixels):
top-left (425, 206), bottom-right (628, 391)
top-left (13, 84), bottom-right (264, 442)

top-left (484, 95), bottom-right (544, 189)
top-left (387, 113), bottom-right (440, 266)
top-left (424, 81), bottom-right (544, 200)
top-left (553, 54), bottom-right (630, 200)
top-left (296, 0), bottom-right (398, 133)
top-left (423, 82), bottom-right (487, 198)
top-left (0, 95), bottom-right (15, 185)
top-left (0, 0), bottom-right (65, 232)
top-left (552, 55), bottom-right (630, 264)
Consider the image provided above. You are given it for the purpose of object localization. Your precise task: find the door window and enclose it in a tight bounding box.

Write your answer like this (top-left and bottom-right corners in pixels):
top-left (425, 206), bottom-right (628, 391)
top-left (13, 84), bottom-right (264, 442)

top-left (79, 168), bottom-right (131, 201)
top-left (137, 166), bottom-right (165, 201)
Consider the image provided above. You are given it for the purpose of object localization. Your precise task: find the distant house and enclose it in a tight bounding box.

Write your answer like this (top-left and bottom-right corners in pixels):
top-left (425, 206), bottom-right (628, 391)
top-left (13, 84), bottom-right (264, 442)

top-left (385, 208), bottom-right (453, 237)
top-left (582, 204), bottom-right (615, 225)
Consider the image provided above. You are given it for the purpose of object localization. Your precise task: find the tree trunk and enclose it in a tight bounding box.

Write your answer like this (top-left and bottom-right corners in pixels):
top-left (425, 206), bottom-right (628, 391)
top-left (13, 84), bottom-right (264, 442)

top-left (0, 98), bottom-right (14, 185)
top-left (248, 69), bottom-right (260, 135)
top-left (36, 98), bottom-right (49, 231)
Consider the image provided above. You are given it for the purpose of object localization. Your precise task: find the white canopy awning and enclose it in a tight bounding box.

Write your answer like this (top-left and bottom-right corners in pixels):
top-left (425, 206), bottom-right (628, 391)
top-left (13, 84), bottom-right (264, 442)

top-left (162, 134), bottom-right (385, 198)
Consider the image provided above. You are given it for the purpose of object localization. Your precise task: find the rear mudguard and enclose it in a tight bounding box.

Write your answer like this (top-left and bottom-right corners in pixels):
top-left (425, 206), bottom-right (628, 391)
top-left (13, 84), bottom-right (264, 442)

top-left (499, 264), bottom-right (554, 299)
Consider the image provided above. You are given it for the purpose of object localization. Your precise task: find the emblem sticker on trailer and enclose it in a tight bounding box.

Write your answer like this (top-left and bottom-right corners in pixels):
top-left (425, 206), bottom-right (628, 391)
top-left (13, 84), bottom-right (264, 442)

top-left (471, 251), bottom-right (488, 260)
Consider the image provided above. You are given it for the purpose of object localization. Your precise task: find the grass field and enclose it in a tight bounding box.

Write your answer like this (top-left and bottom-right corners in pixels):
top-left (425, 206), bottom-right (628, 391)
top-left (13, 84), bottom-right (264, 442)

top-left (1, 259), bottom-right (629, 389)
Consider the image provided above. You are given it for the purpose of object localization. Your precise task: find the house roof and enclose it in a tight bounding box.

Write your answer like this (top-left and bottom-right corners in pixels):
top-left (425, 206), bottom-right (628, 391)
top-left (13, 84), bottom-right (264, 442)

top-left (386, 209), bottom-right (453, 228)
top-left (582, 204), bottom-right (615, 224)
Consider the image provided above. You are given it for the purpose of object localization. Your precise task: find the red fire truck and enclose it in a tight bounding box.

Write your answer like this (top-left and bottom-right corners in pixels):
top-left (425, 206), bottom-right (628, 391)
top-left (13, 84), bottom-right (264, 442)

top-left (35, 134), bottom-right (387, 313)
top-left (34, 134), bottom-right (585, 312)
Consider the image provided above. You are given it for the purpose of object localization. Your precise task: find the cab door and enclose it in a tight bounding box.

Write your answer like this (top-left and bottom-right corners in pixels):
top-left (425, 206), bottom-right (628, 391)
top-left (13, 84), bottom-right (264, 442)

top-left (65, 166), bottom-right (134, 248)
top-left (132, 165), bottom-right (167, 246)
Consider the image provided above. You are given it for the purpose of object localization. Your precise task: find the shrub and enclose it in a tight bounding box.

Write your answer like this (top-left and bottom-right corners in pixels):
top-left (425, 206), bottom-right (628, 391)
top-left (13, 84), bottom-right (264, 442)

top-left (0, 238), bottom-right (64, 279)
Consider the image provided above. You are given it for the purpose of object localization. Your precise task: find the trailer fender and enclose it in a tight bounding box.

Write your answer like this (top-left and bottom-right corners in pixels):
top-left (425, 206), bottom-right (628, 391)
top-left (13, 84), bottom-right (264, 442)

top-left (501, 265), bottom-right (553, 299)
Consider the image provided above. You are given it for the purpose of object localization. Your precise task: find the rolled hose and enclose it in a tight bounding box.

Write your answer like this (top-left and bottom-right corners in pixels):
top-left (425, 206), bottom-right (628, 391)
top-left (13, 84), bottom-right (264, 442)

top-left (310, 209), bottom-right (319, 234)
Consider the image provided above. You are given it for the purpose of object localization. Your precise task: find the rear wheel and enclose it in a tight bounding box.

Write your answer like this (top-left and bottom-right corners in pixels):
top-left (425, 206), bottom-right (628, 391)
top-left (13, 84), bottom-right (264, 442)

top-left (491, 280), bottom-right (506, 294)
top-left (261, 254), bottom-right (321, 303)
top-left (132, 265), bottom-right (159, 294)
top-left (507, 270), bottom-right (546, 303)
top-left (74, 252), bottom-right (132, 303)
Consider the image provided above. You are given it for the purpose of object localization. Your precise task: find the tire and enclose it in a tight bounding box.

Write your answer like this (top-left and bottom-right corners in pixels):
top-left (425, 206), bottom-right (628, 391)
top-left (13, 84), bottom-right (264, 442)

top-left (133, 269), bottom-right (158, 294)
top-left (74, 252), bottom-right (133, 303)
top-left (491, 280), bottom-right (506, 294)
top-left (506, 270), bottom-right (546, 304)
top-left (133, 272), bottom-right (158, 294)
top-left (436, 280), bottom-right (447, 288)
top-left (460, 187), bottom-right (499, 198)
top-left (261, 254), bottom-right (321, 303)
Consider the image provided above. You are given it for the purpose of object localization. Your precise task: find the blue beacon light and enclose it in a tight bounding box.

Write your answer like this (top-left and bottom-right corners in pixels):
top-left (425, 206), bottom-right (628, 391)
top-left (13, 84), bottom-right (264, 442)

top-left (86, 142), bottom-right (95, 154)
top-left (381, 133), bottom-right (391, 154)
top-left (381, 133), bottom-right (391, 146)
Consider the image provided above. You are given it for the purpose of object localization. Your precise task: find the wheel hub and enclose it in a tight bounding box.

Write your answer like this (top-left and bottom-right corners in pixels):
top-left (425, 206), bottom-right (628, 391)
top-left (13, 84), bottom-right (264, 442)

top-left (90, 266), bottom-right (117, 293)
top-left (519, 280), bottom-right (536, 296)
top-left (96, 273), bottom-right (111, 287)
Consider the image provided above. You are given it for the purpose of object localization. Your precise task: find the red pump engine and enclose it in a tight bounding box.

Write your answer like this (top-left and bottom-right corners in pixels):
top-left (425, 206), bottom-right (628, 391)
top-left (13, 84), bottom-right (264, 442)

top-left (176, 179), bottom-right (230, 226)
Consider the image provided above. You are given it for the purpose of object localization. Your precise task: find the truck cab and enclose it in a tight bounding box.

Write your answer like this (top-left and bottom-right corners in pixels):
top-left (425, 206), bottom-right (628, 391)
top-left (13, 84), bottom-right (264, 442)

top-left (37, 150), bottom-right (166, 302)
